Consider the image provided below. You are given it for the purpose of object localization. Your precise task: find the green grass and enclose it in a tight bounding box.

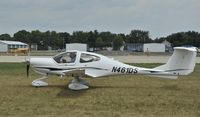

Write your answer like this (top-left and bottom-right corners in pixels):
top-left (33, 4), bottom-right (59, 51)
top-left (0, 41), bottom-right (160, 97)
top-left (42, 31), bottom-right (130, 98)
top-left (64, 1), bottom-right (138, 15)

top-left (0, 63), bottom-right (200, 117)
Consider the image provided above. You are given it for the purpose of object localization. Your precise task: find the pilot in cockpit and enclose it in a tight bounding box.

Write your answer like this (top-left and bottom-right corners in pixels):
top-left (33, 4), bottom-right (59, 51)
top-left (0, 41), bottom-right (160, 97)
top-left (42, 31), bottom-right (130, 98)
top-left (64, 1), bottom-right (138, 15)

top-left (59, 52), bottom-right (76, 63)
top-left (69, 52), bottom-right (76, 63)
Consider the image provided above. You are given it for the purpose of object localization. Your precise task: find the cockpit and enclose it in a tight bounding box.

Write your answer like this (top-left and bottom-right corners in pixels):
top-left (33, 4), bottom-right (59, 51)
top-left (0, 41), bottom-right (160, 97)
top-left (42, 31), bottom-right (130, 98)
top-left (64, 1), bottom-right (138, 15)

top-left (53, 51), bottom-right (101, 64)
top-left (53, 52), bottom-right (77, 63)
top-left (79, 53), bottom-right (100, 63)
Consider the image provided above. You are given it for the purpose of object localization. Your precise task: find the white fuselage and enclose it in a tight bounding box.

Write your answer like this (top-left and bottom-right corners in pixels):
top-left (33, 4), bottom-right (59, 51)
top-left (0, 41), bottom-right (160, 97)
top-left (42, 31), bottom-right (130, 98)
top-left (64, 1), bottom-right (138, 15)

top-left (29, 50), bottom-right (177, 78)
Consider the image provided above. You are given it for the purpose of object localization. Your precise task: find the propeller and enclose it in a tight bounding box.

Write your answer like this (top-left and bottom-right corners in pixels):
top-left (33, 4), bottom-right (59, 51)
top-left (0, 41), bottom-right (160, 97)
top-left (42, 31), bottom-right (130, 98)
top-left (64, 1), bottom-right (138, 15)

top-left (27, 61), bottom-right (30, 78)
top-left (25, 50), bottom-right (30, 78)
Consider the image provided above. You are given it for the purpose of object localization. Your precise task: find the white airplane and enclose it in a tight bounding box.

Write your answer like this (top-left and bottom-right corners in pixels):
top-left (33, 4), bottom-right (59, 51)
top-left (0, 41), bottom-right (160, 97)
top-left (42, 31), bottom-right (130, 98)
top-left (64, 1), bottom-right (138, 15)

top-left (26, 47), bottom-right (197, 90)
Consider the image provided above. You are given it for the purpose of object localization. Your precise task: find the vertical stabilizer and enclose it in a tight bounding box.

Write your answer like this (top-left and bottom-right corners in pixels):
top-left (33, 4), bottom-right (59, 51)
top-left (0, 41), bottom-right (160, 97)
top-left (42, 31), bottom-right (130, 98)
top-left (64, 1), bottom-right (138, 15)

top-left (154, 47), bottom-right (197, 75)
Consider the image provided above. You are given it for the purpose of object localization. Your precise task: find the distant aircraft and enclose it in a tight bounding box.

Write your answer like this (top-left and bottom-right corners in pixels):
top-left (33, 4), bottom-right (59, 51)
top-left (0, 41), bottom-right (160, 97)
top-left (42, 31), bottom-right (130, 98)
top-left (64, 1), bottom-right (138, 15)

top-left (26, 47), bottom-right (197, 90)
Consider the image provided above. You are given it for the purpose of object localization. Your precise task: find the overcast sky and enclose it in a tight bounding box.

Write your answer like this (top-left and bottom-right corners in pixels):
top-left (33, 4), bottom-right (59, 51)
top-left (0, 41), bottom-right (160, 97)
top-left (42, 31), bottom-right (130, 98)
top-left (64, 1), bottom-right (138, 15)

top-left (0, 0), bottom-right (200, 38)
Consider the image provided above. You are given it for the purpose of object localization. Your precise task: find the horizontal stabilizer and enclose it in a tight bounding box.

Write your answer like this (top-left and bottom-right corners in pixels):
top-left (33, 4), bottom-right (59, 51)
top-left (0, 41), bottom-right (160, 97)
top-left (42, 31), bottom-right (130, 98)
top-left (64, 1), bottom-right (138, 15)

top-left (148, 75), bottom-right (178, 79)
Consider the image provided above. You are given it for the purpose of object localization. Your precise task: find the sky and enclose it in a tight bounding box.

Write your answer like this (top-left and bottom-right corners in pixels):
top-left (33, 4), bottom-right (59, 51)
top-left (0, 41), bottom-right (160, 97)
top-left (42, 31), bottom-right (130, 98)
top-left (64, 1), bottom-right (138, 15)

top-left (0, 0), bottom-right (200, 38)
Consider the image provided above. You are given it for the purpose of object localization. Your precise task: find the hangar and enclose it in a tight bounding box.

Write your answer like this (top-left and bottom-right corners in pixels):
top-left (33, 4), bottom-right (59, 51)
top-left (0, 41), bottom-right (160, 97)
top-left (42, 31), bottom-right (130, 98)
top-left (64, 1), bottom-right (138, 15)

top-left (66, 43), bottom-right (87, 52)
top-left (0, 40), bottom-right (28, 53)
top-left (143, 43), bottom-right (165, 52)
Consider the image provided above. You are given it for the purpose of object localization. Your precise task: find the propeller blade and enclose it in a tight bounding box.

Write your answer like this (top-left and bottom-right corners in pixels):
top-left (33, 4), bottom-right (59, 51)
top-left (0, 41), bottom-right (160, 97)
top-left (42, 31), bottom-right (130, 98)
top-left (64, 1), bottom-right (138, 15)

top-left (27, 62), bottom-right (30, 78)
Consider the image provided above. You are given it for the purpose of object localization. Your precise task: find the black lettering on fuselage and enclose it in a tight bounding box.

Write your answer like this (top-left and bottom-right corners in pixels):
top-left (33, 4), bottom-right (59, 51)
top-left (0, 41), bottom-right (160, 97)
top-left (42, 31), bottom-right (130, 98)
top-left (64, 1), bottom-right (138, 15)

top-left (111, 67), bottom-right (138, 74)
top-left (112, 66), bottom-right (118, 72)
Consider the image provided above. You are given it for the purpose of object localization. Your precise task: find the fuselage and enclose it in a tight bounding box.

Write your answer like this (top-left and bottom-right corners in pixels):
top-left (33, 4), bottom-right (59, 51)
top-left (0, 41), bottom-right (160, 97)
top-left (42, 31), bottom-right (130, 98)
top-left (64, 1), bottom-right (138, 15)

top-left (29, 50), bottom-right (176, 78)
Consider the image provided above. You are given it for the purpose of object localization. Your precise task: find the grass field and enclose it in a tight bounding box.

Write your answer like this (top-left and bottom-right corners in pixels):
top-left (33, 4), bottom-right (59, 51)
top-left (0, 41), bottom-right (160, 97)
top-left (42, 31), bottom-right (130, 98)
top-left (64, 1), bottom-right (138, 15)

top-left (0, 63), bottom-right (200, 117)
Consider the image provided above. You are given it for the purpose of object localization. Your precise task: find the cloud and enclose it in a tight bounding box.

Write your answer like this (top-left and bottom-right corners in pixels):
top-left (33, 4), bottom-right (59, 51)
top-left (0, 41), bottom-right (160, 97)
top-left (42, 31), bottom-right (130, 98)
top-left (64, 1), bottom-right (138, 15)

top-left (0, 0), bottom-right (200, 38)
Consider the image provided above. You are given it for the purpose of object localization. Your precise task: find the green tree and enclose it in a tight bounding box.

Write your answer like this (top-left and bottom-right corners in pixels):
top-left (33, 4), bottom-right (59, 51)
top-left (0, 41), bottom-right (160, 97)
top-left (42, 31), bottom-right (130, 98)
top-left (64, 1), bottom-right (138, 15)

top-left (71, 31), bottom-right (89, 43)
top-left (158, 31), bottom-right (200, 47)
top-left (88, 30), bottom-right (98, 48)
top-left (59, 32), bottom-right (70, 48)
top-left (113, 36), bottom-right (123, 50)
top-left (95, 37), bottom-right (104, 48)
top-left (13, 30), bottom-right (31, 44)
top-left (30, 30), bottom-right (44, 50)
top-left (99, 31), bottom-right (115, 47)
top-left (0, 34), bottom-right (12, 40)
top-left (126, 30), bottom-right (152, 43)
top-left (50, 31), bottom-right (59, 49)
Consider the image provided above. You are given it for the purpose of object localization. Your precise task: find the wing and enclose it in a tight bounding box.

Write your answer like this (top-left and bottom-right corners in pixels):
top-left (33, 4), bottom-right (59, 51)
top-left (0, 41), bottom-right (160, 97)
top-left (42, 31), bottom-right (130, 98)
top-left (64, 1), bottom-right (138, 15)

top-left (63, 67), bottom-right (109, 77)
top-left (62, 68), bottom-right (85, 76)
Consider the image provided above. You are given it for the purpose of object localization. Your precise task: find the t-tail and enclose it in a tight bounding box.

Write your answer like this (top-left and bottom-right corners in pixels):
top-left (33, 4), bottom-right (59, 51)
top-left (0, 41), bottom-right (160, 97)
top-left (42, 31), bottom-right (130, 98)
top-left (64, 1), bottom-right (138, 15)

top-left (152, 47), bottom-right (197, 79)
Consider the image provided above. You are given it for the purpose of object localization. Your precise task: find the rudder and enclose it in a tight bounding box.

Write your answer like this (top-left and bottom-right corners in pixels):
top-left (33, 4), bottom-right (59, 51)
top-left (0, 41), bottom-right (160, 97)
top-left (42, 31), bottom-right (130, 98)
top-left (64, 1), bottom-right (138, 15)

top-left (154, 47), bottom-right (197, 75)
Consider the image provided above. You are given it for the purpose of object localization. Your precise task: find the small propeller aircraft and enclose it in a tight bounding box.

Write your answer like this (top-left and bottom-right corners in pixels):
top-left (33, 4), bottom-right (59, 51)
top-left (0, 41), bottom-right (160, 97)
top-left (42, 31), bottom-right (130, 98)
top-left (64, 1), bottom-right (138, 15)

top-left (26, 47), bottom-right (197, 90)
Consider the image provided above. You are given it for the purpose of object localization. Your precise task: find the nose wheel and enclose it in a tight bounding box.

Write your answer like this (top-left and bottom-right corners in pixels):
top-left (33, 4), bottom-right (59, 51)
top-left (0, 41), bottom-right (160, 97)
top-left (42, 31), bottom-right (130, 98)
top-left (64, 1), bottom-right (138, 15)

top-left (68, 76), bottom-right (89, 90)
top-left (32, 75), bottom-right (48, 87)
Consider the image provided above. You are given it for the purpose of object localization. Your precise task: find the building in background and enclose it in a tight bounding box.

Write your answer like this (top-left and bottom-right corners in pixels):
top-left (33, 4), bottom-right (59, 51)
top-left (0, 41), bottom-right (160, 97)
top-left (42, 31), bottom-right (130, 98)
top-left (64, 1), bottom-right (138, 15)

top-left (66, 43), bottom-right (87, 52)
top-left (0, 40), bottom-right (28, 53)
top-left (30, 43), bottom-right (38, 51)
top-left (143, 43), bottom-right (165, 52)
top-left (126, 43), bottom-right (143, 52)
top-left (162, 40), bottom-right (172, 52)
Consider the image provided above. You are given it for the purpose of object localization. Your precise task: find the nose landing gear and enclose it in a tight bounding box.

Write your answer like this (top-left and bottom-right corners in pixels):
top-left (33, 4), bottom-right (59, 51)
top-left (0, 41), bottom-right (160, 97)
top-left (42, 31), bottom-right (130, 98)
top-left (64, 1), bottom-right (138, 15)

top-left (32, 75), bottom-right (48, 87)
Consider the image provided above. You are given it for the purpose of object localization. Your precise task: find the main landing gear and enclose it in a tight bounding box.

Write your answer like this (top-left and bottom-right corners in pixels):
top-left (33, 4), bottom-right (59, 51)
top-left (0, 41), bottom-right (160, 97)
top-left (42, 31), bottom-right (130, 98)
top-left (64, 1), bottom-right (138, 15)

top-left (68, 76), bottom-right (89, 90)
top-left (31, 75), bottom-right (89, 90)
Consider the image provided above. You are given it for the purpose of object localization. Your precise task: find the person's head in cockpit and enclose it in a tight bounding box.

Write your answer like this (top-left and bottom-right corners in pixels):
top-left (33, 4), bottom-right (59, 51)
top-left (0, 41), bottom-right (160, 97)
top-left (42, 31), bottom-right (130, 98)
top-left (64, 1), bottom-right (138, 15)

top-left (69, 52), bottom-right (76, 62)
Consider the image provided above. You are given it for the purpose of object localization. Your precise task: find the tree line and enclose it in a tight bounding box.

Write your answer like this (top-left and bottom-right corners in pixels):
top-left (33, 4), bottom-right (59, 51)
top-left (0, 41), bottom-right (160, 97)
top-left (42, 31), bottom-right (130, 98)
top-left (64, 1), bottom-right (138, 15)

top-left (0, 30), bottom-right (199, 50)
